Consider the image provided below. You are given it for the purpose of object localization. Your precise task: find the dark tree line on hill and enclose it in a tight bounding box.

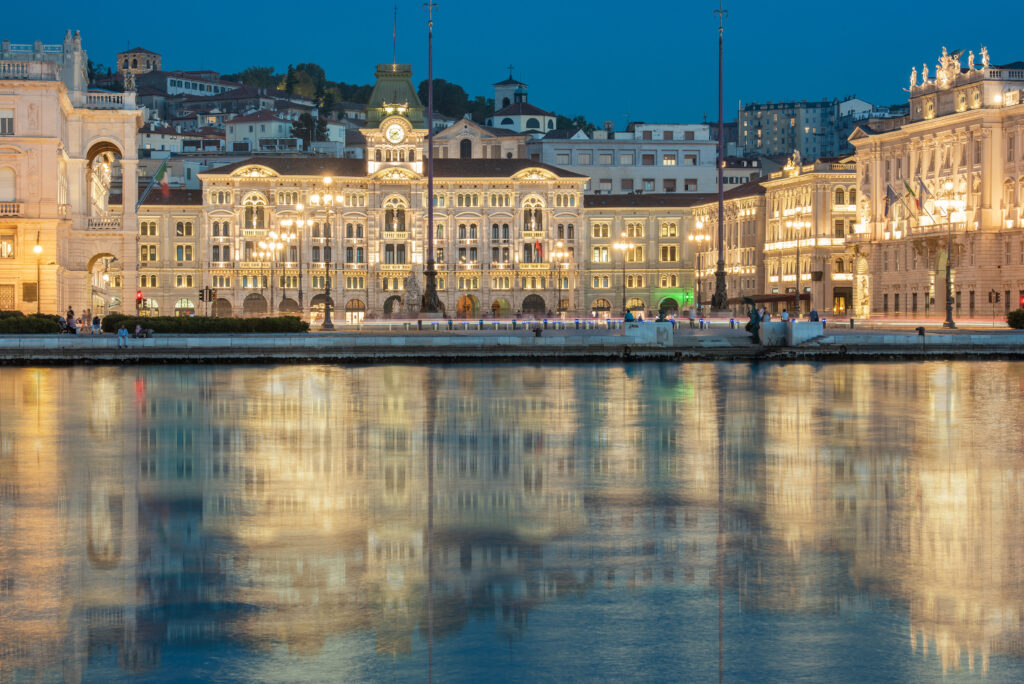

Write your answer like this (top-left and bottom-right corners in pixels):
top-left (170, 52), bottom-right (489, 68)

top-left (224, 63), bottom-right (595, 132)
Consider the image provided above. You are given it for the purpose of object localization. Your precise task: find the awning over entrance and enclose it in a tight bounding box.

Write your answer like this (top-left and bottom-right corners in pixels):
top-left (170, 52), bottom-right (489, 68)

top-left (700, 293), bottom-right (810, 306)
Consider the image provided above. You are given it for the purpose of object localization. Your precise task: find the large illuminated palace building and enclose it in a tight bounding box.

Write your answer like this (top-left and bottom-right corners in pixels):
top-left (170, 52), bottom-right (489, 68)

top-left (130, 63), bottom-right (594, 320)
top-left (849, 47), bottom-right (1024, 318)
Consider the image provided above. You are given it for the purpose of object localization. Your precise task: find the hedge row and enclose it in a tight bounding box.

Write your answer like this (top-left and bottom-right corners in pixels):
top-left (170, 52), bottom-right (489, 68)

top-left (100, 313), bottom-right (309, 334)
top-left (0, 311), bottom-right (61, 334)
top-left (1007, 309), bottom-right (1024, 329)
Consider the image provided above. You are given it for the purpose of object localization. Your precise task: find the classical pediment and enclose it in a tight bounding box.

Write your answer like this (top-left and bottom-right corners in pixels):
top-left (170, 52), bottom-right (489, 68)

top-left (0, 145), bottom-right (25, 157)
top-left (512, 167), bottom-right (558, 181)
top-left (372, 166), bottom-right (422, 181)
top-left (232, 165), bottom-right (278, 178)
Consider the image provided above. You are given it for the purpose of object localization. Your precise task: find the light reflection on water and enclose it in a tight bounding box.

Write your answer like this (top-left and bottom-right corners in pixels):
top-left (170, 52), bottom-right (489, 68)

top-left (0, 362), bottom-right (1023, 683)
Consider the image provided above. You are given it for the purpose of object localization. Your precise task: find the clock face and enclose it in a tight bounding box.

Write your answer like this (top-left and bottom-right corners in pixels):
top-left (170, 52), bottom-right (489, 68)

top-left (385, 124), bottom-right (405, 144)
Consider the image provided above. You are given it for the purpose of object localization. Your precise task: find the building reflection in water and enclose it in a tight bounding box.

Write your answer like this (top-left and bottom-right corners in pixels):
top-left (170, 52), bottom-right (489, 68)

top-left (0, 362), bottom-right (1023, 680)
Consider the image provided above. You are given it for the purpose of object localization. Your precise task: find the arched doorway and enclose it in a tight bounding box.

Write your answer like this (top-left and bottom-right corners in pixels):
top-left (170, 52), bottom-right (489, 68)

top-left (278, 297), bottom-right (300, 314)
top-left (659, 297), bottom-right (679, 314)
top-left (86, 253), bottom-right (122, 315)
top-left (459, 138), bottom-right (473, 159)
top-left (243, 292), bottom-right (268, 316)
top-left (213, 298), bottom-right (232, 318)
top-left (557, 298), bottom-right (570, 313)
top-left (383, 295), bottom-right (403, 316)
top-left (456, 295), bottom-right (479, 318)
top-left (310, 293), bottom-right (334, 325)
top-left (345, 298), bottom-right (366, 323)
top-left (626, 297), bottom-right (646, 312)
top-left (591, 298), bottom-right (611, 318)
top-left (491, 298), bottom-right (511, 317)
top-left (521, 294), bottom-right (546, 315)
top-left (174, 298), bottom-right (195, 317)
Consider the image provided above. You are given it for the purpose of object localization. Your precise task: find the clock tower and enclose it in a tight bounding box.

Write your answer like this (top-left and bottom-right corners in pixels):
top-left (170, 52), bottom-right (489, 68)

top-left (362, 63), bottom-right (428, 176)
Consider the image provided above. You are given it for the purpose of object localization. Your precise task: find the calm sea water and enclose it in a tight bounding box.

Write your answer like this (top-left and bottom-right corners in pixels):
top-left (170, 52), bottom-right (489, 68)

top-left (1, 362), bottom-right (1022, 683)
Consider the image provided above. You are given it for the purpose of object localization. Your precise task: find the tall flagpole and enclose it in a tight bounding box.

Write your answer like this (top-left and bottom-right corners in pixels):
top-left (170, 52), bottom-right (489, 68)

top-left (421, 2), bottom-right (443, 314)
top-left (711, 1), bottom-right (729, 312)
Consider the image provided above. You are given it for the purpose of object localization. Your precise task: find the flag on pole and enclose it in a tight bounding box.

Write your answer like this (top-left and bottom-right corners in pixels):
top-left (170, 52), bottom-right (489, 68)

top-left (154, 160), bottom-right (169, 198)
top-left (917, 177), bottom-right (931, 206)
top-left (535, 241), bottom-right (543, 260)
top-left (903, 180), bottom-right (920, 210)
top-left (884, 184), bottom-right (899, 218)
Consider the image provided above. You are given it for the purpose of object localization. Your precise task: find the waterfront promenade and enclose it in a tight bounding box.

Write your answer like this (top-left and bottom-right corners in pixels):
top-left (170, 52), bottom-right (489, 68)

top-left (1, 321), bottom-right (1023, 363)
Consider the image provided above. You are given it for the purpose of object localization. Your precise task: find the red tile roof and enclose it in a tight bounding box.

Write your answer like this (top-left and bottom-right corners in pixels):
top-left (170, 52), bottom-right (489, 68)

top-left (492, 102), bottom-right (554, 118)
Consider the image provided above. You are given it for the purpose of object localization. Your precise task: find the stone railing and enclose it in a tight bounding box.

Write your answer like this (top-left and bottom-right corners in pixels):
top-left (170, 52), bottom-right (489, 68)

top-left (520, 263), bottom-right (551, 270)
top-left (381, 231), bottom-right (407, 240)
top-left (0, 202), bottom-right (22, 217)
top-left (85, 216), bottom-right (122, 231)
top-left (85, 91), bottom-right (137, 110)
top-left (0, 60), bottom-right (60, 80)
top-left (378, 264), bottom-right (410, 271)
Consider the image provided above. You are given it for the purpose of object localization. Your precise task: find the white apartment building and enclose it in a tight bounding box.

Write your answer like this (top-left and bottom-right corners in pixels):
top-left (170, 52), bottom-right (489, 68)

top-left (527, 123), bottom-right (734, 195)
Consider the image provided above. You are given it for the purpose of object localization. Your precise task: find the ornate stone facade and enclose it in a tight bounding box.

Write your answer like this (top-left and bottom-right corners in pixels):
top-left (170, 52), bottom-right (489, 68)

top-left (0, 31), bottom-right (142, 316)
top-left (850, 48), bottom-right (1024, 318)
top-left (760, 157), bottom-right (857, 315)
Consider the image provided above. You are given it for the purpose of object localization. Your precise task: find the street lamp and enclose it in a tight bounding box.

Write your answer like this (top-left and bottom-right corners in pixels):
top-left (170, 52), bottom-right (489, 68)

top-left (256, 234), bottom-right (288, 314)
top-left (309, 176), bottom-right (343, 330)
top-left (613, 232), bottom-right (636, 317)
top-left (280, 210), bottom-right (307, 312)
top-left (787, 217), bottom-right (811, 316)
top-left (933, 180), bottom-right (966, 328)
top-left (550, 240), bottom-right (570, 315)
top-left (32, 235), bottom-right (42, 315)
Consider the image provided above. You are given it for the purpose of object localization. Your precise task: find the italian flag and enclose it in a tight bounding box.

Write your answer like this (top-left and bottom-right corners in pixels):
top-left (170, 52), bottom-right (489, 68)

top-left (903, 180), bottom-right (920, 211)
top-left (155, 161), bottom-right (169, 198)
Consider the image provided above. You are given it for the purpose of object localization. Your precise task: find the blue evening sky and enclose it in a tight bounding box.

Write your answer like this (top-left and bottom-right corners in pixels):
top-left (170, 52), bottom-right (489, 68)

top-left (8, 0), bottom-right (1024, 125)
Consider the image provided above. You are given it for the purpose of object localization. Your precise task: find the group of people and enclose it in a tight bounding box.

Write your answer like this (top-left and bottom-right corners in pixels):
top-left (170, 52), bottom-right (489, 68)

top-left (746, 305), bottom-right (820, 344)
top-left (59, 307), bottom-right (101, 334)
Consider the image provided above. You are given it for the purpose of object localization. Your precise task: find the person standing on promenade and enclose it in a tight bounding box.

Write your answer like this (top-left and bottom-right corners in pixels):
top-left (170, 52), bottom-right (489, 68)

top-left (92, 315), bottom-right (101, 334)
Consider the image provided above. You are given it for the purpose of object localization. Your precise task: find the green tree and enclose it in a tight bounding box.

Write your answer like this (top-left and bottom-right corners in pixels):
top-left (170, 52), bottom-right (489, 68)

top-left (284, 64), bottom-right (297, 94)
top-left (417, 79), bottom-right (470, 118)
top-left (290, 113), bottom-right (328, 147)
top-left (223, 66), bottom-right (278, 89)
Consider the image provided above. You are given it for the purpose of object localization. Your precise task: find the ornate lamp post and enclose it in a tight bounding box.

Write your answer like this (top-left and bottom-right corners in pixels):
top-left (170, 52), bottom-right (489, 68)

top-left (257, 233), bottom-right (289, 315)
top-left (280, 210), bottom-right (308, 313)
top-left (613, 233), bottom-right (636, 317)
top-left (310, 176), bottom-right (343, 329)
top-left (551, 240), bottom-right (570, 315)
top-left (933, 180), bottom-right (965, 328)
top-left (787, 217), bottom-right (810, 316)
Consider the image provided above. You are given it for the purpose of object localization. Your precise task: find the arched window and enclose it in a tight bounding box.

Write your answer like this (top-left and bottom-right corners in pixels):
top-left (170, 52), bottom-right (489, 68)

top-left (131, 58), bottom-right (138, 69)
top-left (547, 120), bottom-right (554, 129)
top-left (383, 197), bottom-right (407, 231)
top-left (243, 195), bottom-right (266, 230)
top-left (375, 149), bottom-right (382, 161)
top-left (459, 138), bottom-right (473, 159)
top-left (0, 168), bottom-right (15, 202)
top-left (835, 188), bottom-right (845, 205)
top-left (849, 188), bottom-right (856, 204)
top-left (522, 197), bottom-right (544, 231)
top-left (834, 259), bottom-right (845, 274)
top-left (501, 117), bottom-right (514, 126)
top-left (525, 118), bottom-right (540, 130)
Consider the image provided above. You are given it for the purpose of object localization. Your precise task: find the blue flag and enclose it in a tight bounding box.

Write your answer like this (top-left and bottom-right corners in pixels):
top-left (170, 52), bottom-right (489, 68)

top-left (884, 184), bottom-right (900, 218)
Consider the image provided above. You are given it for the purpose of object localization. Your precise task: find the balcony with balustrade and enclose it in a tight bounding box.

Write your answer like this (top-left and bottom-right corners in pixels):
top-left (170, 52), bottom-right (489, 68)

top-left (0, 202), bottom-right (22, 217)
